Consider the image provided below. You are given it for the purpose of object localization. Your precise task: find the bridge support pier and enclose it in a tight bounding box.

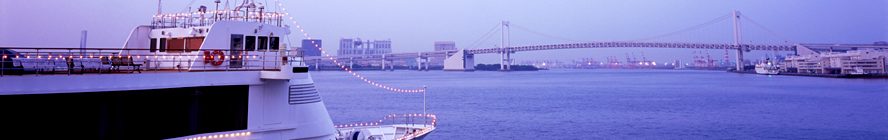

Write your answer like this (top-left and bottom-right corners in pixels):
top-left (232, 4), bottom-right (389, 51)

top-left (735, 49), bottom-right (744, 71)
top-left (505, 52), bottom-right (511, 71)
top-left (381, 55), bottom-right (386, 71)
top-left (500, 52), bottom-right (512, 71)
top-left (443, 50), bottom-right (474, 71)
top-left (424, 57), bottom-right (429, 71)
top-left (500, 52), bottom-right (505, 70)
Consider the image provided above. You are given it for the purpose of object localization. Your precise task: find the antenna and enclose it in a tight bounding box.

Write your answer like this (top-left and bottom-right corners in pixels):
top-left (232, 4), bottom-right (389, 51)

top-left (158, 0), bottom-right (162, 15)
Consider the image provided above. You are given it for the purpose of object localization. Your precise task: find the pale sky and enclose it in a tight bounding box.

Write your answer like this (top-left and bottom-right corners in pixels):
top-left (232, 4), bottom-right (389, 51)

top-left (1, 0), bottom-right (886, 64)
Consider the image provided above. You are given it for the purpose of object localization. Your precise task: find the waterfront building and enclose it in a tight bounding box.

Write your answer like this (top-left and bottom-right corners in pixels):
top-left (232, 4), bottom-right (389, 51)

top-left (337, 38), bottom-right (391, 56)
top-left (783, 49), bottom-right (888, 74)
top-left (300, 39), bottom-right (322, 56)
top-left (430, 41), bottom-right (456, 66)
top-left (338, 38), bottom-right (361, 56)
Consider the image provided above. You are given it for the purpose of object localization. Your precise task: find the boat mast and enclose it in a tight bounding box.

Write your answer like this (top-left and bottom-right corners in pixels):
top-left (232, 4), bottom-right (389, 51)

top-left (158, 0), bottom-right (162, 15)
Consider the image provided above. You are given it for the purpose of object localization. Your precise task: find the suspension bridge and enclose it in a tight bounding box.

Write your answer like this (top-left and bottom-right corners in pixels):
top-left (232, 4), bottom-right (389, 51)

top-left (303, 10), bottom-right (888, 71)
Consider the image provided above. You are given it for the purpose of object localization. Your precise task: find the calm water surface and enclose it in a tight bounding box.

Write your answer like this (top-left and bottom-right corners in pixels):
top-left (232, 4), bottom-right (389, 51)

top-left (312, 69), bottom-right (888, 139)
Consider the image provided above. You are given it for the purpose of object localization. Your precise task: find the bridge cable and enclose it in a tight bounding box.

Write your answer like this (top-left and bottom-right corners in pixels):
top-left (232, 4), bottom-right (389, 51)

top-left (469, 28), bottom-right (502, 49)
top-left (511, 24), bottom-right (591, 43)
top-left (274, 0), bottom-right (424, 93)
top-left (468, 23), bottom-right (502, 49)
top-left (627, 13), bottom-right (732, 42)
top-left (740, 15), bottom-right (797, 44)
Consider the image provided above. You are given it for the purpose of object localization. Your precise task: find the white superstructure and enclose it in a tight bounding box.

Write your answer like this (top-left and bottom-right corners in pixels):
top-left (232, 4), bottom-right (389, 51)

top-left (1, 1), bottom-right (434, 140)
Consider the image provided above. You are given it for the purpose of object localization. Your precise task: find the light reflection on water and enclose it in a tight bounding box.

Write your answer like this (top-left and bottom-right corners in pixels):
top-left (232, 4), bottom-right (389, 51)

top-left (312, 69), bottom-right (888, 139)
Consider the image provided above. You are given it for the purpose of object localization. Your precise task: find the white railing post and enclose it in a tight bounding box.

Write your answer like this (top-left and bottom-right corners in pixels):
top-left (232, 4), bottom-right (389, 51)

top-left (423, 85), bottom-right (427, 125)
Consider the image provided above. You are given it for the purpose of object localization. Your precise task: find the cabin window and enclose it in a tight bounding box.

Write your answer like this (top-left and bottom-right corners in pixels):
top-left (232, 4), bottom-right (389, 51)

top-left (230, 35), bottom-right (245, 68)
top-left (167, 38), bottom-right (185, 53)
top-left (231, 34), bottom-right (244, 50)
top-left (258, 36), bottom-right (268, 50)
top-left (150, 39), bottom-right (157, 52)
top-left (185, 37), bottom-right (204, 52)
top-left (159, 38), bottom-right (167, 52)
top-left (245, 36), bottom-right (256, 51)
top-left (270, 37), bottom-right (279, 50)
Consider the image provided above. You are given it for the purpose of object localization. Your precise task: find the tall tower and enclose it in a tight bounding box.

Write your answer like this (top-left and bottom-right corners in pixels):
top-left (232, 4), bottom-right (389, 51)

top-left (500, 21), bottom-right (511, 71)
top-left (733, 10), bottom-right (744, 71)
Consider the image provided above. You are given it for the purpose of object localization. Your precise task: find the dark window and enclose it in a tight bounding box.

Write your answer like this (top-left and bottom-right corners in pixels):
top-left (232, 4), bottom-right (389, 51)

top-left (167, 38), bottom-right (185, 53)
top-left (185, 37), bottom-right (204, 52)
top-left (245, 36), bottom-right (256, 51)
top-left (150, 39), bottom-right (157, 52)
top-left (230, 35), bottom-right (245, 68)
top-left (231, 34), bottom-right (244, 50)
top-left (0, 85), bottom-right (249, 140)
top-left (270, 37), bottom-right (279, 50)
top-left (258, 37), bottom-right (268, 50)
top-left (159, 38), bottom-right (167, 52)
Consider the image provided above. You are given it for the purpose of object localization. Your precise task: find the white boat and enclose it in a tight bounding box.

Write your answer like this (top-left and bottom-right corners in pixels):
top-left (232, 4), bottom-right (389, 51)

top-left (0, 1), bottom-right (434, 140)
top-left (849, 67), bottom-right (866, 75)
top-left (755, 60), bottom-right (779, 75)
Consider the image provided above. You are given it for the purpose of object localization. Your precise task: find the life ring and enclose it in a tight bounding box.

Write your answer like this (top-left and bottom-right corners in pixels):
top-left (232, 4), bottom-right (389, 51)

top-left (203, 50), bottom-right (225, 66)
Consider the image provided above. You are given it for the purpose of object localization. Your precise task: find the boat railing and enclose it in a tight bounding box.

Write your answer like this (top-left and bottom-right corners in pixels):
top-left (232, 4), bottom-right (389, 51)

top-left (152, 10), bottom-right (286, 29)
top-left (0, 47), bottom-right (306, 77)
top-left (335, 114), bottom-right (436, 140)
top-left (335, 114), bottom-right (436, 129)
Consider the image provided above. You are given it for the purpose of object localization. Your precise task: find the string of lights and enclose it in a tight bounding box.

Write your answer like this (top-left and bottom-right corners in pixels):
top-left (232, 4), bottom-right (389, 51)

top-left (273, 0), bottom-right (424, 93)
top-left (181, 131), bottom-right (251, 140)
top-left (333, 114), bottom-right (436, 128)
top-left (9, 54), bottom-right (264, 60)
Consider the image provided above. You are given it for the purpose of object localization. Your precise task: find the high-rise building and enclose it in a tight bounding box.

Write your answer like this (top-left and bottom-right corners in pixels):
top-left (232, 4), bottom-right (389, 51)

top-left (430, 41), bottom-right (456, 66)
top-left (338, 38), bottom-right (391, 56)
top-left (301, 39), bottom-right (322, 56)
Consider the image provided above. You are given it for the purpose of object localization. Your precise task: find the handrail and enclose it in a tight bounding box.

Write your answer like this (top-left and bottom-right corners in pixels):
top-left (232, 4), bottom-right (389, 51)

top-left (152, 10), bottom-right (286, 28)
top-left (0, 48), bottom-right (305, 77)
top-left (334, 114), bottom-right (436, 140)
top-left (334, 114), bottom-right (436, 128)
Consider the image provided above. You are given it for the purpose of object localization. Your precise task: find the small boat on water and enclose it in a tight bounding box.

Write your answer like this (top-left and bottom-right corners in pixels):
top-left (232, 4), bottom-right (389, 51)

top-left (849, 67), bottom-right (866, 75)
top-left (755, 58), bottom-right (780, 75)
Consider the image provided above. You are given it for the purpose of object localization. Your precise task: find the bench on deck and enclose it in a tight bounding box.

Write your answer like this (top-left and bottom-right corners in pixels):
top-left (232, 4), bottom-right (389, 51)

top-left (72, 58), bottom-right (108, 73)
top-left (78, 58), bottom-right (112, 73)
top-left (111, 57), bottom-right (141, 73)
top-left (11, 58), bottom-right (75, 74)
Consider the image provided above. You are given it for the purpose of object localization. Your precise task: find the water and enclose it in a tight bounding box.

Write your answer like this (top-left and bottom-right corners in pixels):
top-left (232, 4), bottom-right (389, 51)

top-left (312, 69), bottom-right (888, 139)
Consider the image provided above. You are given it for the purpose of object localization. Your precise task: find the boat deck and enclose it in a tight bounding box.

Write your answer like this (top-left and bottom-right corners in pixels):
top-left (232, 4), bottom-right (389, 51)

top-left (335, 114), bottom-right (437, 140)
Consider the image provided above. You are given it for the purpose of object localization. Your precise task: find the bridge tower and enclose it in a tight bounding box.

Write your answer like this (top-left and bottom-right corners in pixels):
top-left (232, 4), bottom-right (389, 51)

top-left (500, 21), bottom-right (511, 71)
top-left (733, 10), bottom-right (745, 71)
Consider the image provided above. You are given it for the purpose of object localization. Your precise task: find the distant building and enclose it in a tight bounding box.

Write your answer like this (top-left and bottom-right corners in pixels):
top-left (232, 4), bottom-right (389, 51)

top-left (338, 38), bottom-right (391, 56)
top-left (369, 39), bottom-right (392, 54)
top-left (783, 49), bottom-right (888, 74)
top-left (338, 38), bottom-right (361, 56)
top-left (300, 39), bottom-right (322, 56)
top-left (430, 41), bottom-right (456, 66)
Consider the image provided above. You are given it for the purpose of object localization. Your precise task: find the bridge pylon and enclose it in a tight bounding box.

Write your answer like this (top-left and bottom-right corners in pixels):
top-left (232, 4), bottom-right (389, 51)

top-left (500, 21), bottom-right (511, 71)
top-left (733, 10), bottom-right (744, 71)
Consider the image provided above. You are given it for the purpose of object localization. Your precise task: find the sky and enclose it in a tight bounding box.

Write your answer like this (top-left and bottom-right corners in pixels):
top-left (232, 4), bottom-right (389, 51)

top-left (1, 0), bottom-right (886, 64)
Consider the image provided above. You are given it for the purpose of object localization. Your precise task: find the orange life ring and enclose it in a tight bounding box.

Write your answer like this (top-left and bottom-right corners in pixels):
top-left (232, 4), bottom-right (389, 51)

top-left (203, 50), bottom-right (225, 66)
